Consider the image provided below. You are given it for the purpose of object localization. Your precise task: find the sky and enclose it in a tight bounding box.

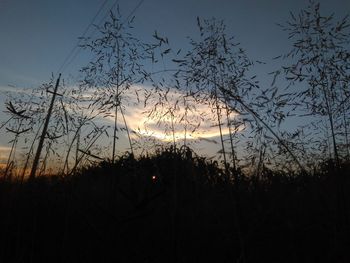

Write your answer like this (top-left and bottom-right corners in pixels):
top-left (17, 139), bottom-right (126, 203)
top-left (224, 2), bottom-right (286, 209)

top-left (0, 0), bottom-right (349, 165)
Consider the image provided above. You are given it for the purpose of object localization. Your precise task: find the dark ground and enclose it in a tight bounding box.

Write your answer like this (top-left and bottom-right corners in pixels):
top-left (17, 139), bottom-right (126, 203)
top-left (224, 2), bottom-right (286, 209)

top-left (0, 147), bottom-right (349, 262)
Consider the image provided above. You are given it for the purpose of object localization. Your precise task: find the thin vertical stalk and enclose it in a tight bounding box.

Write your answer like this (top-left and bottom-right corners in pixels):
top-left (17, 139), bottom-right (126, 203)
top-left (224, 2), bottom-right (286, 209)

top-left (256, 143), bottom-right (266, 178)
top-left (183, 107), bottom-right (188, 148)
top-left (62, 125), bottom-right (81, 175)
top-left (112, 40), bottom-right (121, 163)
top-left (171, 148), bottom-right (178, 261)
top-left (0, 116), bottom-right (14, 131)
top-left (4, 135), bottom-right (17, 179)
top-left (341, 92), bottom-right (350, 160)
top-left (21, 122), bottom-right (43, 182)
top-left (39, 142), bottom-right (51, 176)
top-left (322, 85), bottom-right (339, 167)
top-left (119, 104), bottom-right (134, 156)
top-left (29, 74), bottom-right (61, 179)
top-left (75, 127), bottom-right (81, 171)
top-left (112, 96), bottom-right (118, 163)
top-left (214, 87), bottom-right (228, 170)
top-left (4, 119), bottom-right (23, 179)
top-left (170, 110), bottom-right (176, 149)
top-left (325, 121), bottom-right (332, 160)
top-left (225, 102), bottom-right (236, 171)
top-left (183, 124), bottom-right (187, 148)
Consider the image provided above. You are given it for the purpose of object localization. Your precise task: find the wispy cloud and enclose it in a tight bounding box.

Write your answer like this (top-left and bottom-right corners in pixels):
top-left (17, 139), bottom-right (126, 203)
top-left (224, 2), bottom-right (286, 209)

top-left (0, 85), bottom-right (34, 96)
top-left (116, 85), bottom-right (239, 142)
top-left (57, 84), bottom-right (241, 143)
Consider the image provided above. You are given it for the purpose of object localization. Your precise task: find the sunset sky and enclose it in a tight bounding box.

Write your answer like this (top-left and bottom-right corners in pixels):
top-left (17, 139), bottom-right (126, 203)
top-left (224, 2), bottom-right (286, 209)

top-left (0, 0), bottom-right (349, 164)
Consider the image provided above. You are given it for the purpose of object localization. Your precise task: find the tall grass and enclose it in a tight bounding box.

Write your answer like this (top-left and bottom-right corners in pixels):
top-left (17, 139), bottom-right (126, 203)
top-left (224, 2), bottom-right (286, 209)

top-left (0, 147), bottom-right (349, 262)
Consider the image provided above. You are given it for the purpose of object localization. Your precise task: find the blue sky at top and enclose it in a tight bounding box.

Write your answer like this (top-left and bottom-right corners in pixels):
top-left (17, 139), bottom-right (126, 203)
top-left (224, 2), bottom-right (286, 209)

top-left (0, 0), bottom-right (348, 87)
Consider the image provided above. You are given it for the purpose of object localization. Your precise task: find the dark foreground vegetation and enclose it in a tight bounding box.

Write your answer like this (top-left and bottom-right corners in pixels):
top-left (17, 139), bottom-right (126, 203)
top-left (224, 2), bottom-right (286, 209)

top-left (0, 147), bottom-right (349, 263)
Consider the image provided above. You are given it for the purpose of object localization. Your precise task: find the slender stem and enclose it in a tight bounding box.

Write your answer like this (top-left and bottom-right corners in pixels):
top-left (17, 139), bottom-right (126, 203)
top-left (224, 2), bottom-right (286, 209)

top-left (62, 124), bottom-right (81, 175)
top-left (183, 122), bottom-right (187, 148)
top-left (322, 85), bottom-right (339, 167)
top-left (171, 110), bottom-right (176, 149)
top-left (119, 104), bottom-right (134, 156)
top-left (341, 92), bottom-right (350, 160)
top-left (39, 141), bottom-right (51, 176)
top-left (5, 134), bottom-right (18, 179)
top-left (112, 40), bottom-right (121, 163)
top-left (0, 116), bottom-right (13, 131)
top-left (257, 143), bottom-right (266, 178)
top-left (225, 102), bottom-right (236, 171)
top-left (21, 121), bottom-right (43, 181)
top-left (29, 74), bottom-right (61, 179)
top-left (112, 96), bottom-right (118, 163)
top-left (325, 121), bottom-right (332, 160)
top-left (76, 128), bottom-right (81, 170)
top-left (214, 88), bottom-right (228, 170)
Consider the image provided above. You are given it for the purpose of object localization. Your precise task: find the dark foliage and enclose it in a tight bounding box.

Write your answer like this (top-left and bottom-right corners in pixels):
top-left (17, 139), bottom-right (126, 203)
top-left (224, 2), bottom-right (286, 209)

top-left (0, 147), bottom-right (349, 263)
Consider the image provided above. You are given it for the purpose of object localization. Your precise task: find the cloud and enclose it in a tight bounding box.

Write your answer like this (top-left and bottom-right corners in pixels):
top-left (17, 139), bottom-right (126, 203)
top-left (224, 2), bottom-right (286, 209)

top-left (75, 84), bottom-right (242, 143)
top-left (0, 85), bottom-right (33, 95)
top-left (0, 83), bottom-right (243, 163)
top-left (1, 83), bottom-right (240, 144)
top-left (115, 85), bottom-right (239, 142)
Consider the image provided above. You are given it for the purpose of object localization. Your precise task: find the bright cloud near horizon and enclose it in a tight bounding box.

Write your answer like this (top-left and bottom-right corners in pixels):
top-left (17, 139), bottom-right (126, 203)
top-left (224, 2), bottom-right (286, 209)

top-left (63, 84), bottom-right (237, 143)
top-left (118, 85), bottom-right (237, 143)
top-left (0, 83), bottom-right (239, 164)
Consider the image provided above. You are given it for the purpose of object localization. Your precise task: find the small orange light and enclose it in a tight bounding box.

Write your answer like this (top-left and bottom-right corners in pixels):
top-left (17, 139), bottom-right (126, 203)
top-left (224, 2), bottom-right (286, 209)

top-left (152, 175), bottom-right (156, 181)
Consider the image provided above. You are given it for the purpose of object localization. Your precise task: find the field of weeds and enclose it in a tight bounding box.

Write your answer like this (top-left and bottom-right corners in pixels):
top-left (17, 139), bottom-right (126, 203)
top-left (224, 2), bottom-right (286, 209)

top-left (1, 147), bottom-right (349, 263)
